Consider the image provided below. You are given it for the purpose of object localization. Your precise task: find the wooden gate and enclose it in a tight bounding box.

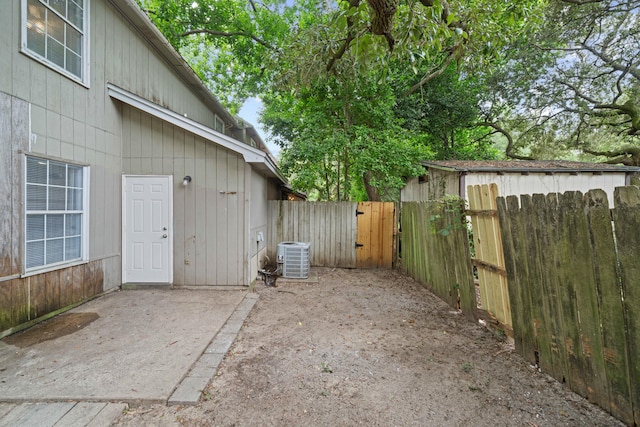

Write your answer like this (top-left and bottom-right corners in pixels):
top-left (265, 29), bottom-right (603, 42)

top-left (467, 184), bottom-right (512, 331)
top-left (356, 202), bottom-right (395, 268)
top-left (268, 201), bottom-right (395, 269)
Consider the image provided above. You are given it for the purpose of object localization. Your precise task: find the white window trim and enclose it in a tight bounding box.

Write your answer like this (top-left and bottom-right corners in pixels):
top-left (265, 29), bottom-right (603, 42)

top-left (24, 155), bottom-right (90, 275)
top-left (214, 115), bottom-right (225, 133)
top-left (20, 0), bottom-right (91, 87)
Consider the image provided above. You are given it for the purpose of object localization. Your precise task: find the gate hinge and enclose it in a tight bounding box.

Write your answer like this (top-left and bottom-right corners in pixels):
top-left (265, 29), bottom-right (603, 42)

top-left (356, 210), bottom-right (365, 216)
top-left (355, 242), bottom-right (364, 248)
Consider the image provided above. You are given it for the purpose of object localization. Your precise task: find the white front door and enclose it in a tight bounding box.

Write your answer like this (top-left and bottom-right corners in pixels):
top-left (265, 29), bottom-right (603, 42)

top-left (123, 175), bottom-right (173, 283)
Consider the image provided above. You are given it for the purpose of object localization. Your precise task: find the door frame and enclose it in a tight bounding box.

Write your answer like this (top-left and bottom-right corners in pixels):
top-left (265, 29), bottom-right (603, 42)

top-left (121, 174), bottom-right (174, 284)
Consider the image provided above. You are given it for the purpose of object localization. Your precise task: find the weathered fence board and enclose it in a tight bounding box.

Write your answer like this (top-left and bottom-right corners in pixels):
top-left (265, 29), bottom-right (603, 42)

top-left (536, 194), bottom-right (568, 384)
top-left (613, 186), bottom-right (640, 425)
top-left (467, 184), bottom-right (511, 330)
top-left (401, 201), bottom-right (476, 318)
top-left (523, 194), bottom-right (553, 375)
top-left (586, 189), bottom-right (633, 421)
top-left (497, 188), bottom-right (639, 425)
top-left (268, 201), bottom-right (396, 269)
top-left (268, 201), bottom-right (358, 268)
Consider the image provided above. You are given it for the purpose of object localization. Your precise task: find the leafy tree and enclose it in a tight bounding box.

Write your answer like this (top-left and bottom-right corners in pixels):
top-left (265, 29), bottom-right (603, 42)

top-left (139, 0), bottom-right (546, 106)
top-left (137, 0), bottom-right (313, 111)
top-left (477, 0), bottom-right (640, 164)
top-left (263, 69), bottom-right (430, 201)
top-left (394, 63), bottom-right (500, 159)
top-left (138, 0), bottom-right (546, 199)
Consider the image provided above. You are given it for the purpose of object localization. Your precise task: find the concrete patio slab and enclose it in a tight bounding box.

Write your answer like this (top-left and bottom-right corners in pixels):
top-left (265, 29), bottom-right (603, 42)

top-left (0, 288), bottom-right (248, 404)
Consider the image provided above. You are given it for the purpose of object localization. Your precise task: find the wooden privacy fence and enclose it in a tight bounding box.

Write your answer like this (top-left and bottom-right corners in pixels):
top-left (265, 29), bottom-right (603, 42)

top-left (401, 200), bottom-right (476, 317)
top-left (267, 201), bottom-right (395, 269)
top-left (467, 184), bottom-right (511, 331)
top-left (497, 187), bottom-right (640, 425)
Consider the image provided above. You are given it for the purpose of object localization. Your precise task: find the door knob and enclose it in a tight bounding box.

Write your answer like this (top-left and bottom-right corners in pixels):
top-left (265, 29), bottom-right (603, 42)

top-left (162, 234), bottom-right (168, 238)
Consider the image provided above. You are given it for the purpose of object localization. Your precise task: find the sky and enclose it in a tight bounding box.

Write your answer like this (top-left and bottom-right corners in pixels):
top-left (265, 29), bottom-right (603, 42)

top-left (238, 97), bottom-right (281, 157)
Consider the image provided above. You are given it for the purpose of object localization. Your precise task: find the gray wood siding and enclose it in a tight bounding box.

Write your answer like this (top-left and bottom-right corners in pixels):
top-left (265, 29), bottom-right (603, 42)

top-left (1, 2), bottom-right (223, 130)
top-left (1, 1), bottom-right (125, 289)
top-left (250, 169), bottom-right (269, 257)
top-left (0, 0), bottom-right (251, 287)
top-left (121, 106), bottom-right (246, 286)
top-left (0, 0), bottom-right (278, 333)
top-left (101, 1), bottom-right (219, 129)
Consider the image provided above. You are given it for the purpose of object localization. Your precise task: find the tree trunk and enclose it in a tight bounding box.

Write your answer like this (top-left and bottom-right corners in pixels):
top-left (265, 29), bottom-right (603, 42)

top-left (363, 171), bottom-right (381, 201)
top-left (367, 0), bottom-right (397, 49)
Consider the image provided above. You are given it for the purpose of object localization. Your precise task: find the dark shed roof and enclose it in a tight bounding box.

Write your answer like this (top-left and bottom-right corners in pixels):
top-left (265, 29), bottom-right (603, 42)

top-left (422, 160), bottom-right (640, 174)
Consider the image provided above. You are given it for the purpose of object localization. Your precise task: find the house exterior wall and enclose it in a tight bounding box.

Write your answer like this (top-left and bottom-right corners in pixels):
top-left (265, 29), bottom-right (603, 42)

top-left (249, 169), bottom-right (274, 283)
top-left (0, 2), bottom-right (123, 334)
top-left (401, 169), bottom-right (459, 202)
top-left (120, 105), bottom-right (247, 286)
top-left (1, 1), bottom-right (278, 333)
top-left (102, 2), bottom-right (224, 131)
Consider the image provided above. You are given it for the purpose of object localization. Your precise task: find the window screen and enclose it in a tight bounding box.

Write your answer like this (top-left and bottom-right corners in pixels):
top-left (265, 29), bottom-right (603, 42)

top-left (25, 156), bottom-right (86, 270)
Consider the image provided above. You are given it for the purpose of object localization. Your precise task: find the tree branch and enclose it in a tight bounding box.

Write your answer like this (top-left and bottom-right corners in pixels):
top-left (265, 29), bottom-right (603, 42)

top-left (180, 29), bottom-right (276, 50)
top-left (552, 77), bottom-right (601, 104)
top-left (483, 121), bottom-right (535, 160)
top-left (404, 46), bottom-right (462, 96)
top-left (583, 146), bottom-right (640, 166)
top-left (326, 0), bottom-right (361, 72)
top-left (581, 42), bottom-right (640, 81)
top-left (558, 0), bottom-right (604, 4)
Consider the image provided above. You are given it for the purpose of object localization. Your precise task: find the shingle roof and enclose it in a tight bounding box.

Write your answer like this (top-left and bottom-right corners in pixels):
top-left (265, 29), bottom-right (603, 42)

top-left (422, 160), bottom-right (640, 173)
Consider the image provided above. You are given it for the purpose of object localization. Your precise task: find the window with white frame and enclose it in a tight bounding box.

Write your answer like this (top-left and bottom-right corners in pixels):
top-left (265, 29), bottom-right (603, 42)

top-left (214, 115), bottom-right (225, 133)
top-left (23, 0), bottom-right (88, 82)
top-left (25, 156), bottom-right (87, 270)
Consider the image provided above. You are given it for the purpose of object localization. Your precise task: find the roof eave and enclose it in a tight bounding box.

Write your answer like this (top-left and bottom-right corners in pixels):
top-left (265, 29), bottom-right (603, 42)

top-left (109, 0), bottom-right (237, 128)
top-left (108, 84), bottom-right (286, 183)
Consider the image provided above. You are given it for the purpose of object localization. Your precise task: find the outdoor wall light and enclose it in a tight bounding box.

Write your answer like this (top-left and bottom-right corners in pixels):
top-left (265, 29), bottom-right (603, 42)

top-left (182, 176), bottom-right (192, 186)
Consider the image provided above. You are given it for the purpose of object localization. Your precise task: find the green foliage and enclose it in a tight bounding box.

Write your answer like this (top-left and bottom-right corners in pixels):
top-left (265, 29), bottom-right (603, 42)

top-left (428, 195), bottom-right (466, 236)
top-left (394, 62), bottom-right (500, 160)
top-left (477, 0), bottom-right (640, 162)
top-left (137, 0), bottom-right (316, 111)
top-left (262, 70), bottom-right (431, 201)
top-left (138, 0), bottom-right (578, 199)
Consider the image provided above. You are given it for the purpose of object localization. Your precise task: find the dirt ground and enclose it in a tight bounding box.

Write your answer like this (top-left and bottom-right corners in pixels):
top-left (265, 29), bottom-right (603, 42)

top-left (114, 268), bottom-right (623, 426)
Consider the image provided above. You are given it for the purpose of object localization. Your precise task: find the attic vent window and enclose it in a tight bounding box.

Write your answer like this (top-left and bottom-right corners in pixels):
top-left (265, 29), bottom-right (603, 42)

top-left (214, 115), bottom-right (225, 133)
top-left (22, 0), bottom-right (89, 84)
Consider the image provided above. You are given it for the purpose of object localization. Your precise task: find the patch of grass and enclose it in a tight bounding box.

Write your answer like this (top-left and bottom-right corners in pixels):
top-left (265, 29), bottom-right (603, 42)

top-left (320, 361), bottom-right (333, 373)
top-left (496, 328), bottom-right (507, 340)
top-left (462, 362), bottom-right (473, 373)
